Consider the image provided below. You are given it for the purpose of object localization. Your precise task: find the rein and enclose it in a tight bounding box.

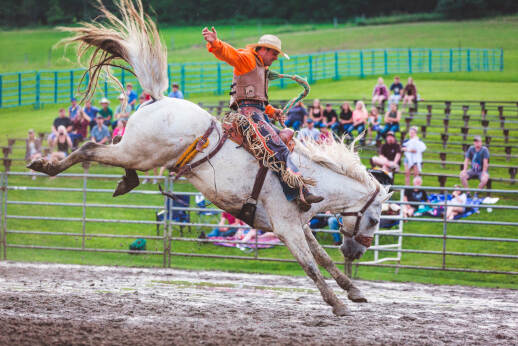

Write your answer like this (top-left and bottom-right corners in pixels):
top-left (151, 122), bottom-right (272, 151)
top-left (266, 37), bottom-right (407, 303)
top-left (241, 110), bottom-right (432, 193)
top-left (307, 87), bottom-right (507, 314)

top-left (338, 184), bottom-right (380, 248)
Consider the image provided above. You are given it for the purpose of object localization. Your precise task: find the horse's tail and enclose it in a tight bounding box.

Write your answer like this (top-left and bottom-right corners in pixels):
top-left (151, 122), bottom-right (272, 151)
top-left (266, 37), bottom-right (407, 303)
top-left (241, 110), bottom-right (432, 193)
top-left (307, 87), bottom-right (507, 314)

top-left (59, 0), bottom-right (168, 102)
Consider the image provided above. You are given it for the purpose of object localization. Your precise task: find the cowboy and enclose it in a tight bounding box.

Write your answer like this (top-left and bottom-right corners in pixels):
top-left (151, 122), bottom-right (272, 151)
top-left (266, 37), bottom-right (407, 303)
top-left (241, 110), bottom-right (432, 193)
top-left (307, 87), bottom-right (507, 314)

top-left (202, 27), bottom-right (323, 210)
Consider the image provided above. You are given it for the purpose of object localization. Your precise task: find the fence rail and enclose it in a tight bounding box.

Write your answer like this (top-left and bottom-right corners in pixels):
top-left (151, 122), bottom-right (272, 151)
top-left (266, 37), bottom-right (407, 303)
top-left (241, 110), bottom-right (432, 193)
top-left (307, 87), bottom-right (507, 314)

top-left (0, 47), bottom-right (503, 109)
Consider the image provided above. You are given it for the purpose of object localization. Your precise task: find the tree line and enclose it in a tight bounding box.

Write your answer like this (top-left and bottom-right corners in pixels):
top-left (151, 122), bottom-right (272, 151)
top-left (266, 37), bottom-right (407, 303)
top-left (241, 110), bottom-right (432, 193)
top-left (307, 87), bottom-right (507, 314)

top-left (1, 0), bottom-right (516, 27)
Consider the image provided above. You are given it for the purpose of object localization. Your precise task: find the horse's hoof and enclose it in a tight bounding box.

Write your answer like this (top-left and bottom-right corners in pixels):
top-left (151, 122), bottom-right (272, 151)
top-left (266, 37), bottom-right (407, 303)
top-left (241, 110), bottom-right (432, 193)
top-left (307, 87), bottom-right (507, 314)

top-left (113, 172), bottom-right (139, 197)
top-left (27, 159), bottom-right (43, 171)
top-left (332, 304), bottom-right (349, 316)
top-left (348, 286), bottom-right (368, 303)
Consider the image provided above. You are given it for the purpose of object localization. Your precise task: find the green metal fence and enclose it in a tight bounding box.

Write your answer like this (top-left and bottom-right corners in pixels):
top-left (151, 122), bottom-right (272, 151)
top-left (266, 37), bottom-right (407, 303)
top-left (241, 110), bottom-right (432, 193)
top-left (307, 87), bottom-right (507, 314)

top-left (0, 47), bottom-right (503, 109)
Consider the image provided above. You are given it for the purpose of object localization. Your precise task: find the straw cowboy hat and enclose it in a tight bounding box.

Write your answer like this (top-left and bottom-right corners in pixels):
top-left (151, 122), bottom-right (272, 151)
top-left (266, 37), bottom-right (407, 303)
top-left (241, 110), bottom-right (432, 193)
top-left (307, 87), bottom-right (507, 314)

top-left (247, 34), bottom-right (290, 59)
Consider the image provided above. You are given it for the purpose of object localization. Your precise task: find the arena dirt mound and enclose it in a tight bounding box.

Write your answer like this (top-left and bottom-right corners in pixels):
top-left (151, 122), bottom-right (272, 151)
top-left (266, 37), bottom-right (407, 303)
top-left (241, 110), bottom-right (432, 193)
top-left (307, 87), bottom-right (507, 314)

top-left (0, 262), bottom-right (517, 345)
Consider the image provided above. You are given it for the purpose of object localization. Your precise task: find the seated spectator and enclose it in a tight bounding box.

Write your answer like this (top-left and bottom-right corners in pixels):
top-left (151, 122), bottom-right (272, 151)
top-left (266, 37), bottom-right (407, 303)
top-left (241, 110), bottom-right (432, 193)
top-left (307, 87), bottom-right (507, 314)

top-left (298, 118), bottom-right (320, 142)
top-left (68, 97), bottom-right (81, 120)
top-left (309, 213), bottom-right (341, 245)
top-left (367, 106), bottom-right (382, 145)
top-left (125, 83), bottom-right (138, 110)
top-left (112, 119), bottom-right (127, 138)
top-left (403, 176), bottom-right (428, 218)
top-left (323, 103), bottom-right (337, 130)
top-left (389, 76), bottom-right (403, 106)
top-left (351, 101), bottom-right (368, 143)
top-left (168, 83), bottom-right (184, 99)
top-left (142, 168), bottom-right (159, 184)
top-left (98, 98), bottom-right (113, 127)
top-left (50, 126), bottom-right (72, 162)
top-left (446, 186), bottom-right (467, 220)
top-left (401, 77), bottom-right (418, 106)
top-left (234, 228), bottom-right (276, 245)
top-left (319, 126), bottom-right (333, 144)
top-left (135, 93), bottom-right (147, 110)
top-left (309, 99), bottom-right (325, 128)
top-left (284, 101), bottom-right (307, 131)
top-left (83, 100), bottom-right (99, 130)
top-left (48, 108), bottom-right (73, 150)
top-left (371, 131), bottom-right (401, 172)
top-left (371, 77), bottom-right (389, 107)
top-left (69, 109), bottom-right (91, 148)
top-left (91, 115), bottom-right (111, 144)
top-left (460, 135), bottom-right (490, 197)
top-left (333, 101), bottom-right (353, 136)
top-left (402, 126), bottom-right (427, 186)
top-left (25, 129), bottom-right (42, 179)
top-left (380, 103), bottom-right (401, 137)
top-left (327, 216), bottom-right (342, 246)
top-left (207, 212), bottom-right (245, 237)
top-left (113, 93), bottom-right (132, 129)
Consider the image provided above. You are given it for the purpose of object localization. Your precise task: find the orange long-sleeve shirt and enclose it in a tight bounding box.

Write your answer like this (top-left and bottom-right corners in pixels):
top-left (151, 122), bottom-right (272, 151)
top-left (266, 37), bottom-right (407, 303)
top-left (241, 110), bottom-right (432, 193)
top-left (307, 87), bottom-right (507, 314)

top-left (207, 39), bottom-right (276, 117)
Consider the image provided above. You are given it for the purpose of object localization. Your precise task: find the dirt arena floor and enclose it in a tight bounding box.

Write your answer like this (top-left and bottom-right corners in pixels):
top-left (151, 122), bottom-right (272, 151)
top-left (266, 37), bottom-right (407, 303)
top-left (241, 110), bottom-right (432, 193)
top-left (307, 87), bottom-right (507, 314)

top-left (0, 262), bottom-right (517, 345)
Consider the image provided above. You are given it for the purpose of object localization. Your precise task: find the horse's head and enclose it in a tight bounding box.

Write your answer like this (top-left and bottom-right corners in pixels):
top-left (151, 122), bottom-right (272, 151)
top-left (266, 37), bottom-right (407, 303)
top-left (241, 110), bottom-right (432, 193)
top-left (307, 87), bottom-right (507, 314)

top-left (339, 184), bottom-right (392, 261)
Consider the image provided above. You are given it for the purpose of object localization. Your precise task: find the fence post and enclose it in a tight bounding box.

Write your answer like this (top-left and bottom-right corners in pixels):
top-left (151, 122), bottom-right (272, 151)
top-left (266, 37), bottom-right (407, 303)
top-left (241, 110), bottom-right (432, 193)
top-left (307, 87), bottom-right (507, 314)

top-left (0, 173), bottom-right (3, 259)
top-left (467, 49), bottom-right (471, 72)
top-left (35, 72), bottom-right (40, 109)
top-left (428, 49), bottom-right (432, 72)
top-left (217, 63), bottom-right (222, 95)
top-left (449, 48), bottom-right (453, 72)
top-left (167, 64), bottom-right (171, 94)
top-left (408, 49), bottom-right (412, 74)
top-left (70, 70), bottom-right (74, 99)
top-left (1, 172), bottom-right (7, 260)
top-left (104, 79), bottom-right (108, 97)
top-left (121, 68), bottom-right (125, 87)
top-left (180, 64), bottom-right (186, 96)
top-left (0, 75), bottom-right (2, 108)
top-left (500, 48), bottom-right (504, 72)
top-left (54, 71), bottom-right (58, 103)
top-left (442, 189), bottom-right (448, 269)
top-left (279, 59), bottom-right (285, 88)
top-left (18, 73), bottom-right (22, 106)
top-left (384, 49), bottom-right (388, 75)
top-left (163, 176), bottom-right (169, 267)
top-left (334, 51), bottom-right (339, 80)
top-left (359, 51), bottom-right (364, 78)
top-left (81, 167), bottom-right (88, 251)
top-left (308, 55), bottom-right (314, 84)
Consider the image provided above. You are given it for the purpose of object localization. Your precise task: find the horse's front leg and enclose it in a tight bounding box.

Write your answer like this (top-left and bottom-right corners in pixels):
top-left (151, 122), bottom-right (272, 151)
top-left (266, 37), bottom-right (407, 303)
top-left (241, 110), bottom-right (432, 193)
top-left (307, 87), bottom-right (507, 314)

top-left (302, 224), bottom-right (367, 303)
top-left (274, 223), bottom-right (348, 316)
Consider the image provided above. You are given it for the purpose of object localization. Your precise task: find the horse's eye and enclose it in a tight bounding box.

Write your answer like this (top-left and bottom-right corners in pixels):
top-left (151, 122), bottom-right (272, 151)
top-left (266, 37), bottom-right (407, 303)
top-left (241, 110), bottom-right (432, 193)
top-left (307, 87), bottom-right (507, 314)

top-left (369, 217), bottom-right (379, 227)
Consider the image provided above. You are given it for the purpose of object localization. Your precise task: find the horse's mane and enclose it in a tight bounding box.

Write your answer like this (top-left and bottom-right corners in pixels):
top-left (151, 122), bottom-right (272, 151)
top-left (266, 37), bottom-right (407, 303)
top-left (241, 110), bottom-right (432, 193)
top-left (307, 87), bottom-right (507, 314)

top-left (294, 136), bottom-right (378, 188)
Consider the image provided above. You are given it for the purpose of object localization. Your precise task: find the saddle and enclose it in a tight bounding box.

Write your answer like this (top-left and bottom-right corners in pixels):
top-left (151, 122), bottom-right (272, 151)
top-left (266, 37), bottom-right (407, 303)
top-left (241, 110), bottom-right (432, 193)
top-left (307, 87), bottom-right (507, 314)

top-left (222, 120), bottom-right (295, 152)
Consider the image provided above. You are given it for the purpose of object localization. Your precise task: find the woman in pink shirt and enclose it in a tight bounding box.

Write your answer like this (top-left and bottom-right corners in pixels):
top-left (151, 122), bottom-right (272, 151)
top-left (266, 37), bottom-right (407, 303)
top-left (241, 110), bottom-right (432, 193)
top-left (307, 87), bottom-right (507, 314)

top-left (112, 119), bottom-right (127, 138)
top-left (371, 77), bottom-right (389, 107)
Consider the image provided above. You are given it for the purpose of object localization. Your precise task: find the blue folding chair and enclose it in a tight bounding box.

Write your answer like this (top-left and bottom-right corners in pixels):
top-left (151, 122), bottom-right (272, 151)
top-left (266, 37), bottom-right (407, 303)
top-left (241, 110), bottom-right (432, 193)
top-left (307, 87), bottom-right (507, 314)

top-left (156, 194), bottom-right (191, 236)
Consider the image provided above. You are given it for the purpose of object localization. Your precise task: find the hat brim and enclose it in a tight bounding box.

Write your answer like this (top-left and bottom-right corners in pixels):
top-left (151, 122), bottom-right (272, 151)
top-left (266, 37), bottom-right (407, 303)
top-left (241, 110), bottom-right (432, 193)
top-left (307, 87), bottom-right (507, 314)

top-left (247, 43), bottom-right (290, 60)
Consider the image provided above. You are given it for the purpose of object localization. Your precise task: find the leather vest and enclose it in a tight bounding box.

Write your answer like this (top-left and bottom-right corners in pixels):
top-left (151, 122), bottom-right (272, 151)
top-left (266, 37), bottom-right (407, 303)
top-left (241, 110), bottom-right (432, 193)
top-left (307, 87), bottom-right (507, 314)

top-left (230, 55), bottom-right (268, 108)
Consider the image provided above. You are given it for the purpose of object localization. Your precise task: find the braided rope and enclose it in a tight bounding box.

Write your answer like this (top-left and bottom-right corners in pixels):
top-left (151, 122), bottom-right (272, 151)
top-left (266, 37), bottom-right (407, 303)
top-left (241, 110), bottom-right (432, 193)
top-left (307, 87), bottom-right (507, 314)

top-left (268, 71), bottom-right (310, 114)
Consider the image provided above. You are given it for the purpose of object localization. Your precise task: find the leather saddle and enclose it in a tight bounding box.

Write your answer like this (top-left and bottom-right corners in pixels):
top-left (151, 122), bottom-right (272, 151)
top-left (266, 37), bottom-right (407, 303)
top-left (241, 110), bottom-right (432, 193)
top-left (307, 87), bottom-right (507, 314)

top-left (222, 120), bottom-right (295, 152)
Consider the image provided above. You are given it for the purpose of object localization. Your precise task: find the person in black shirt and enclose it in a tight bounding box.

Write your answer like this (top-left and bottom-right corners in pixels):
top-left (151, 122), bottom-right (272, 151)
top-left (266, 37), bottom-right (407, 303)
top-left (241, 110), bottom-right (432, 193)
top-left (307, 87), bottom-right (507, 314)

top-left (403, 176), bottom-right (428, 218)
top-left (371, 131), bottom-right (401, 172)
top-left (323, 103), bottom-right (337, 129)
top-left (333, 101), bottom-right (353, 135)
top-left (389, 76), bottom-right (404, 106)
top-left (48, 108), bottom-right (73, 150)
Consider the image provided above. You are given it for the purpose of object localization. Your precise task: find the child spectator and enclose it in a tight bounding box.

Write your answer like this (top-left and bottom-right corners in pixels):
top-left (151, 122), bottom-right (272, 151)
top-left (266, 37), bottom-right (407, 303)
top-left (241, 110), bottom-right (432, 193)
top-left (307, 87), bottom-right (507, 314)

top-left (402, 126), bottom-right (427, 186)
top-left (69, 109), bottom-right (91, 148)
top-left (91, 115), bottom-right (111, 144)
top-left (380, 103), bottom-right (401, 137)
top-left (113, 93), bottom-right (132, 129)
top-left (98, 98), bottom-right (113, 127)
top-left (68, 97), bottom-right (81, 120)
top-left (298, 118), bottom-right (320, 142)
top-left (168, 83), bottom-right (184, 99)
top-left (50, 125), bottom-right (72, 162)
top-left (83, 100), bottom-right (99, 130)
top-left (318, 126), bottom-right (333, 144)
top-left (323, 103), bottom-right (337, 129)
top-left (389, 76), bottom-right (403, 105)
top-left (48, 108), bottom-right (73, 150)
top-left (402, 77), bottom-right (418, 106)
top-left (351, 101), bottom-right (368, 143)
top-left (371, 132), bottom-right (401, 172)
top-left (125, 83), bottom-right (138, 109)
top-left (403, 176), bottom-right (428, 218)
top-left (459, 135), bottom-right (490, 197)
top-left (334, 101), bottom-right (353, 135)
top-left (367, 106), bottom-right (382, 145)
top-left (309, 99), bottom-right (325, 128)
top-left (112, 119), bottom-right (127, 138)
top-left (284, 101), bottom-right (307, 131)
top-left (207, 212), bottom-right (245, 237)
top-left (25, 129), bottom-right (42, 179)
top-left (371, 77), bottom-right (389, 107)
top-left (446, 186), bottom-right (467, 220)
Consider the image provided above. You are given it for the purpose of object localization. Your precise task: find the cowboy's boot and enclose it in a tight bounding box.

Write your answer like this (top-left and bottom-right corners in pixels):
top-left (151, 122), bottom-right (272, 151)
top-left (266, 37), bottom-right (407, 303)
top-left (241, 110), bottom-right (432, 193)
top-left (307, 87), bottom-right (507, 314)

top-left (303, 189), bottom-right (324, 204)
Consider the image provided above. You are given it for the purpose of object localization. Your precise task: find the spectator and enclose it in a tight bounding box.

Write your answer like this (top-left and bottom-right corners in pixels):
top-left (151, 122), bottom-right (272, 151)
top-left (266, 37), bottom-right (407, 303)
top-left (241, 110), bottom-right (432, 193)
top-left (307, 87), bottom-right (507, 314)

top-left (334, 101), bottom-right (353, 135)
top-left (319, 125), bottom-right (333, 144)
top-left (402, 77), bottom-right (418, 106)
top-left (48, 108), bottom-right (73, 150)
top-left (125, 83), bottom-right (138, 109)
top-left (460, 135), bottom-right (490, 197)
top-left (309, 213), bottom-right (341, 245)
top-left (309, 99), bottom-right (325, 128)
top-left (298, 118), bottom-right (320, 142)
top-left (168, 83), bottom-right (184, 99)
top-left (371, 77), bottom-right (389, 107)
top-left (68, 97), bottom-right (81, 120)
top-left (142, 168), bottom-right (159, 184)
top-left (351, 101), bottom-right (368, 142)
top-left (402, 126), bottom-right (427, 186)
top-left (91, 115), bottom-right (111, 144)
top-left (323, 103), bottom-right (337, 129)
top-left (50, 125), bottom-right (72, 162)
top-left (207, 212), bottom-right (245, 237)
top-left (284, 101), bottom-right (307, 131)
top-left (83, 100), bottom-right (99, 130)
top-left (327, 216), bottom-right (342, 246)
top-left (135, 93), bottom-right (147, 110)
top-left (25, 129), bottom-right (42, 179)
top-left (98, 98), bottom-right (113, 127)
top-left (389, 76), bottom-right (404, 105)
top-left (446, 185), bottom-right (467, 220)
top-left (112, 119), bottom-right (127, 138)
top-left (367, 106), bottom-right (382, 145)
top-left (402, 176), bottom-right (428, 218)
top-left (371, 131), bottom-right (401, 172)
top-left (113, 93), bottom-right (132, 129)
top-left (380, 103), bottom-right (401, 137)
top-left (69, 109), bottom-right (91, 148)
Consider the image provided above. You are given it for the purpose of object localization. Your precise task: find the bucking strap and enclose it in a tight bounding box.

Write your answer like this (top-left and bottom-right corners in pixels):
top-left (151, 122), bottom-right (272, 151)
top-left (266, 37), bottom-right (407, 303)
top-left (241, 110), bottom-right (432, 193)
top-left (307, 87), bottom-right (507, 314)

top-left (238, 164), bottom-right (268, 227)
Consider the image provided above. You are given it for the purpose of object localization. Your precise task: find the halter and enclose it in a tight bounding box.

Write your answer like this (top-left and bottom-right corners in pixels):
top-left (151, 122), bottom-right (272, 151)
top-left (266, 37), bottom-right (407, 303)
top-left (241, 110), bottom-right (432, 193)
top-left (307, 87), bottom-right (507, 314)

top-left (338, 184), bottom-right (380, 248)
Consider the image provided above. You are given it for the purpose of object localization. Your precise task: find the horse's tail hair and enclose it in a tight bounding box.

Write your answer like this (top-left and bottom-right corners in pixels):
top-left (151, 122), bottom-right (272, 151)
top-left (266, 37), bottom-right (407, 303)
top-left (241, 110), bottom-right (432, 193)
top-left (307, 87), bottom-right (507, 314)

top-left (58, 0), bottom-right (168, 102)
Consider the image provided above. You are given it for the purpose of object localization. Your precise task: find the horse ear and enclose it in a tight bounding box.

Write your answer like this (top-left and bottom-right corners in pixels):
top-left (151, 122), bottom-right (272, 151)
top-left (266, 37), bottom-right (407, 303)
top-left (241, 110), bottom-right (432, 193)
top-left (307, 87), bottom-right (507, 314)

top-left (382, 191), bottom-right (394, 202)
top-left (384, 185), bottom-right (391, 193)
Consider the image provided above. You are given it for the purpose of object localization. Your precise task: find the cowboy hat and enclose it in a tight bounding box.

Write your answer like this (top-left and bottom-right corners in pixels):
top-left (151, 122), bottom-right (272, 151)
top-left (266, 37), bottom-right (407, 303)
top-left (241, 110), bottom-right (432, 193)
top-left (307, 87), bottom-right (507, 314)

top-left (247, 34), bottom-right (290, 59)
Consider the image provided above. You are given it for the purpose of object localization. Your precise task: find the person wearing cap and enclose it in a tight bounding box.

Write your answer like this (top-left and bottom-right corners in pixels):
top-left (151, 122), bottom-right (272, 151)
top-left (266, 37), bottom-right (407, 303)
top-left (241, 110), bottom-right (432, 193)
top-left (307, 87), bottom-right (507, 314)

top-left (69, 97), bottom-right (81, 121)
top-left (98, 97), bottom-right (113, 127)
top-left (460, 135), bottom-right (490, 194)
top-left (202, 26), bottom-right (323, 209)
top-left (371, 131), bottom-right (401, 173)
top-left (298, 118), bottom-right (320, 142)
top-left (91, 115), bottom-right (111, 145)
top-left (113, 93), bottom-right (132, 129)
top-left (125, 83), bottom-right (138, 110)
top-left (168, 83), bottom-right (184, 99)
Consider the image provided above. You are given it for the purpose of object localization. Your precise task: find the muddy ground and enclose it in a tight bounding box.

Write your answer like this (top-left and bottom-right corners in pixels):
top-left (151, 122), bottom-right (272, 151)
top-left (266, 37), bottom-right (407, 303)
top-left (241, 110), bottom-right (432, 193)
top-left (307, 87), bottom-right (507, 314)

top-left (0, 262), bottom-right (517, 345)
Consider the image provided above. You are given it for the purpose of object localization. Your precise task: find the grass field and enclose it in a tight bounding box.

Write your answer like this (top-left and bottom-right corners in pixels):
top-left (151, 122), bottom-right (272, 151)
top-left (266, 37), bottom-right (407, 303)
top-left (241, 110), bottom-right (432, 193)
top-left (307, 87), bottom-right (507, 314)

top-left (0, 16), bottom-right (517, 289)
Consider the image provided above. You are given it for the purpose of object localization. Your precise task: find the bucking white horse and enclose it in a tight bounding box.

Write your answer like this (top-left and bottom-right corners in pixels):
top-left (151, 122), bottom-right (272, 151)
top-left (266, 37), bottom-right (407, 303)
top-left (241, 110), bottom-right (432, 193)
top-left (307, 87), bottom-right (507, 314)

top-left (29, 0), bottom-right (392, 316)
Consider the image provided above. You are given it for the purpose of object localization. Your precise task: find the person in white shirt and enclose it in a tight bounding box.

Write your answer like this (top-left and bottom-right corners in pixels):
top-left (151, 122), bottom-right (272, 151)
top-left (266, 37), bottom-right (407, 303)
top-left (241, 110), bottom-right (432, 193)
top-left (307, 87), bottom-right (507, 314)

top-left (402, 126), bottom-right (427, 186)
top-left (298, 118), bottom-right (320, 142)
top-left (447, 185), bottom-right (467, 220)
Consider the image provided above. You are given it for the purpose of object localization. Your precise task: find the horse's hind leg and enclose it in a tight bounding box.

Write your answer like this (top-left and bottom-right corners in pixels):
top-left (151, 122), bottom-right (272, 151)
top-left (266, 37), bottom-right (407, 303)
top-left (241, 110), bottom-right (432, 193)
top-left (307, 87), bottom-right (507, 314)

top-left (302, 224), bottom-right (367, 303)
top-left (113, 169), bottom-right (140, 197)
